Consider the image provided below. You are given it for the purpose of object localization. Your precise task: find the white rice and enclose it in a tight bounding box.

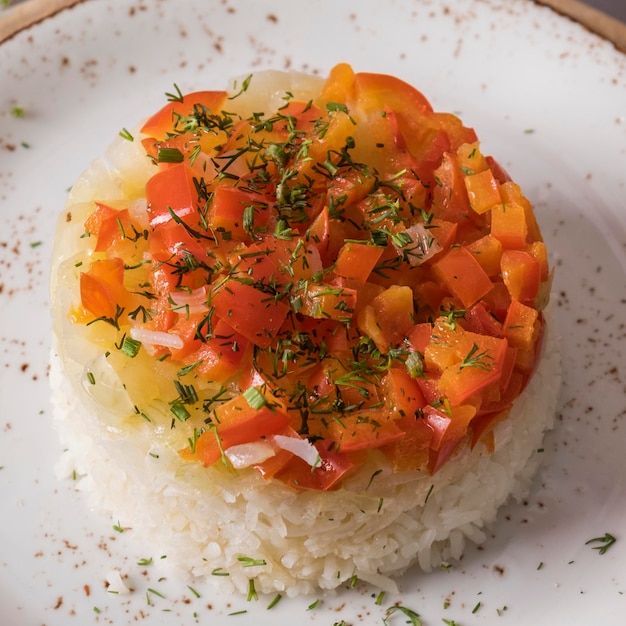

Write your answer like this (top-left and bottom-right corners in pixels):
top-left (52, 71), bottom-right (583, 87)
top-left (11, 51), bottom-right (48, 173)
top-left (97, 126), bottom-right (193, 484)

top-left (49, 315), bottom-right (560, 596)
top-left (49, 70), bottom-right (562, 597)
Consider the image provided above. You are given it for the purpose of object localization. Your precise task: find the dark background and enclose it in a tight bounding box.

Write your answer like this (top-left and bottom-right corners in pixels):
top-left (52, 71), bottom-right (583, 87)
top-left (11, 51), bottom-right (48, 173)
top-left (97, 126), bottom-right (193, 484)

top-left (587, 0), bottom-right (626, 22)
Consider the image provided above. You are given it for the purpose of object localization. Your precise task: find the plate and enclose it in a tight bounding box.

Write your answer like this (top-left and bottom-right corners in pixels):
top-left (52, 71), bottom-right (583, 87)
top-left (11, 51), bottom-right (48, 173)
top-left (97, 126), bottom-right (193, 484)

top-left (1, 0), bottom-right (625, 624)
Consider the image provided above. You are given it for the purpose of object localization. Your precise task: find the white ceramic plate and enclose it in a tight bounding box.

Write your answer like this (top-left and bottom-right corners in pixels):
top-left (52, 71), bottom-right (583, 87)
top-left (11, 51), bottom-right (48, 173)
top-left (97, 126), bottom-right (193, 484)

top-left (1, 0), bottom-right (626, 624)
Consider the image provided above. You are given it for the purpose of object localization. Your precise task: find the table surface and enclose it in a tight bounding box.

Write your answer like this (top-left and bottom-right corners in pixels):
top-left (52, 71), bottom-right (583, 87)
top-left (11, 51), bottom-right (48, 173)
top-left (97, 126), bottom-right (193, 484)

top-left (588, 0), bottom-right (626, 22)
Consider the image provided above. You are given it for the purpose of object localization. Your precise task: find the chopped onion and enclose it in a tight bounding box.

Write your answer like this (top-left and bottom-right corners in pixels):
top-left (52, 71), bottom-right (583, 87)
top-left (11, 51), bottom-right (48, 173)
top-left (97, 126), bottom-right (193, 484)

top-left (128, 198), bottom-right (149, 230)
top-left (273, 434), bottom-right (320, 467)
top-left (225, 441), bottom-right (276, 469)
top-left (129, 327), bottom-right (184, 350)
top-left (392, 223), bottom-right (442, 266)
top-left (168, 286), bottom-right (209, 313)
top-left (106, 570), bottom-right (131, 595)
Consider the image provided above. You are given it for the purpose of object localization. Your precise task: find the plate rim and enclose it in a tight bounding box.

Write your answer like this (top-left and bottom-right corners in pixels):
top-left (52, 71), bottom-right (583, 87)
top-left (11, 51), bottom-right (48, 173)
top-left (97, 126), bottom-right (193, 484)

top-left (1, 0), bottom-right (626, 52)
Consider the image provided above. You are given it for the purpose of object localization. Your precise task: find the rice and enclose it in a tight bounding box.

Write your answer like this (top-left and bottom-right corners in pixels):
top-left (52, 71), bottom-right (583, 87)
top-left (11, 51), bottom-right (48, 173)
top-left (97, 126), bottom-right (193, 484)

top-left (49, 66), bottom-right (561, 597)
top-left (49, 318), bottom-right (559, 596)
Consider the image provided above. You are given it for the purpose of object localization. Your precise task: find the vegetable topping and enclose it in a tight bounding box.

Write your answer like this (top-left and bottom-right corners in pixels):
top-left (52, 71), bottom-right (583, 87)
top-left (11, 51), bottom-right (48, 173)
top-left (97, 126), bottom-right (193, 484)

top-left (74, 63), bottom-right (551, 489)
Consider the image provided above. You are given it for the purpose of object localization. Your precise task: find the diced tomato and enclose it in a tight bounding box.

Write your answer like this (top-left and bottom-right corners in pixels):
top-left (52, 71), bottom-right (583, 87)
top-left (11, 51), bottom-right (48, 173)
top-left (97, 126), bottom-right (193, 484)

top-left (382, 368), bottom-right (426, 418)
top-left (429, 218), bottom-right (458, 251)
top-left (414, 280), bottom-right (449, 315)
top-left (180, 388), bottom-right (290, 467)
top-left (464, 168), bottom-right (502, 215)
top-left (280, 100), bottom-right (324, 132)
top-left (353, 71), bottom-right (433, 116)
top-left (306, 359), bottom-right (381, 411)
top-left (92, 209), bottom-right (135, 253)
top-left (334, 242), bottom-right (385, 283)
top-left (527, 240), bottom-right (550, 281)
top-left (298, 283), bottom-right (357, 322)
top-left (172, 317), bottom-right (251, 380)
top-left (490, 202), bottom-right (528, 250)
top-left (486, 155), bottom-right (511, 183)
top-left (84, 203), bottom-right (117, 237)
top-left (463, 302), bottom-right (502, 337)
top-left (326, 409), bottom-right (405, 453)
top-left (212, 280), bottom-right (290, 348)
top-left (326, 169), bottom-right (373, 214)
top-left (502, 299), bottom-right (540, 350)
top-left (254, 447), bottom-right (294, 481)
top-left (263, 237), bottom-right (323, 283)
top-left (500, 249), bottom-right (541, 302)
top-left (408, 323), bottom-right (433, 353)
top-left (275, 440), bottom-right (356, 491)
top-left (321, 62), bottom-right (356, 104)
top-left (416, 375), bottom-right (442, 405)
top-left (480, 280), bottom-right (511, 320)
top-left (80, 257), bottom-right (132, 319)
top-left (332, 277), bottom-right (384, 317)
top-left (431, 153), bottom-right (472, 223)
top-left (206, 186), bottom-right (272, 241)
top-left (150, 221), bottom-right (214, 263)
top-left (466, 234), bottom-right (502, 277)
top-left (425, 318), bottom-right (508, 406)
top-left (357, 285), bottom-right (415, 351)
top-left (432, 246), bottom-right (494, 308)
top-left (437, 337), bottom-right (506, 406)
top-left (470, 408), bottom-right (511, 449)
top-left (230, 241), bottom-right (285, 286)
top-left (140, 90), bottom-right (227, 140)
top-left (305, 205), bottom-right (331, 261)
top-left (499, 181), bottom-right (542, 243)
top-left (406, 126), bottom-right (452, 183)
top-left (424, 404), bottom-right (476, 473)
top-left (380, 415), bottom-right (433, 472)
top-left (456, 142), bottom-right (489, 174)
top-left (146, 163), bottom-right (199, 228)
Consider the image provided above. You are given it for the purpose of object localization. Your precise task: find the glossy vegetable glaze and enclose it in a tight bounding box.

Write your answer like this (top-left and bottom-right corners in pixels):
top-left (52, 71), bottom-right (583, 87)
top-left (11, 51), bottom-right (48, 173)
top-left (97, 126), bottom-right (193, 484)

top-left (73, 63), bottom-right (550, 490)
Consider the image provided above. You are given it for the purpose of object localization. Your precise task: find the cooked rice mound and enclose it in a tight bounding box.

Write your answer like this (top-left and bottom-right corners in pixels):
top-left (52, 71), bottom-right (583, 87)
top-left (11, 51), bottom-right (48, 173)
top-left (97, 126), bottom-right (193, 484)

top-left (50, 66), bottom-right (560, 596)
